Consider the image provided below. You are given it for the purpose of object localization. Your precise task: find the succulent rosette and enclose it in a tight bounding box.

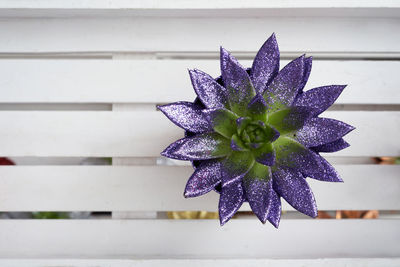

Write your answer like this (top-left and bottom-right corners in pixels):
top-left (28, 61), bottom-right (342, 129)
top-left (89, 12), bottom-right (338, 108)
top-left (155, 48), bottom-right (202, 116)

top-left (158, 33), bottom-right (354, 227)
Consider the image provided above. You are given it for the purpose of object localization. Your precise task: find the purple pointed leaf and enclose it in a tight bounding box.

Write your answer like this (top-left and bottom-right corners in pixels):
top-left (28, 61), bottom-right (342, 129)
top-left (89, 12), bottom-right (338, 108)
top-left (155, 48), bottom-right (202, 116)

top-left (267, 106), bottom-right (315, 134)
top-left (297, 56), bottom-right (312, 94)
top-left (220, 47), bottom-right (256, 116)
top-left (158, 102), bottom-right (211, 133)
top-left (219, 179), bottom-right (245, 225)
top-left (296, 118), bottom-right (355, 147)
top-left (243, 162), bottom-right (273, 223)
top-left (311, 138), bottom-right (350, 153)
top-left (247, 94), bottom-right (268, 116)
top-left (184, 160), bottom-right (222, 198)
top-left (254, 142), bottom-right (276, 166)
top-left (161, 133), bottom-right (230, 161)
top-left (267, 189), bottom-right (281, 228)
top-left (255, 151), bottom-right (275, 166)
top-left (221, 151), bottom-right (254, 186)
top-left (251, 33), bottom-right (280, 93)
top-left (189, 69), bottom-right (228, 109)
top-left (294, 85), bottom-right (346, 116)
top-left (263, 55), bottom-right (305, 112)
top-left (306, 153), bottom-right (343, 182)
top-left (272, 167), bottom-right (318, 218)
top-left (273, 137), bottom-right (323, 177)
top-left (184, 98), bottom-right (205, 138)
top-left (268, 125), bottom-right (280, 142)
top-left (160, 138), bottom-right (187, 159)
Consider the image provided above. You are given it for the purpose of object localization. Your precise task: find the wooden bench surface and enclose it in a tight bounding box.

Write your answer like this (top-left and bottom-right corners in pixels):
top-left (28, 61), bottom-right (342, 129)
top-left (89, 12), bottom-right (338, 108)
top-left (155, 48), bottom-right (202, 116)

top-left (0, 1), bottom-right (399, 266)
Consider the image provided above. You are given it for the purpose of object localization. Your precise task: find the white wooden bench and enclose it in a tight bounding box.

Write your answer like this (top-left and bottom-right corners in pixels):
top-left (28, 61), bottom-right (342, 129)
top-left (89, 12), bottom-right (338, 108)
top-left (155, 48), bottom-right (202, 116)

top-left (0, 1), bottom-right (399, 266)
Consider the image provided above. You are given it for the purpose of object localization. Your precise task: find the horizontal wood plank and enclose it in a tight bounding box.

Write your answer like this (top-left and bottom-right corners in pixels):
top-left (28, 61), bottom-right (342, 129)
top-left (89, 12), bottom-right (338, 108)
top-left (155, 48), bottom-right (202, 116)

top-left (1, 0), bottom-right (399, 10)
top-left (0, 219), bottom-right (398, 258)
top-left (0, 111), bottom-right (397, 157)
top-left (0, 17), bottom-right (398, 53)
top-left (1, 258), bottom-right (400, 267)
top-left (0, 165), bottom-right (398, 211)
top-left (0, 60), bottom-right (398, 104)
top-left (0, 1), bottom-right (399, 19)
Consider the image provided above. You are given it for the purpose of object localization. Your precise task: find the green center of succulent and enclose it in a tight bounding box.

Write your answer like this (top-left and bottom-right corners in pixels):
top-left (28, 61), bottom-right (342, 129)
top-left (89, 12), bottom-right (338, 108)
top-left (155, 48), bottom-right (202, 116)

top-left (248, 124), bottom-right (265, 141)
top-left (242, 123), bottom-right (266, 143)
top-left (237, 119), bottom-right (279, 150)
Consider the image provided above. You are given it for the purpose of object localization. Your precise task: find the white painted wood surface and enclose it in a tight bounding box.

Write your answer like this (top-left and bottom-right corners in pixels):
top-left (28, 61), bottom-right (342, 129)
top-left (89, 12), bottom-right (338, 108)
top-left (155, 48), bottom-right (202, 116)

top-left (0, 1), bottom-right (399, 265)
top-left (0, 17), bottom-right (399, 53)
top-left (0, 165), bottom-right (398, 211)
top-left (2, 258), bottom-right (400, 267)
top-left (0, 220), bottom-right (399, 258)
top-left (0, 111), bottom-right (396, 157)
top-left (1, 0), bottom-right (399, 10)
top-left (0, 60), bottom-right (398, 104)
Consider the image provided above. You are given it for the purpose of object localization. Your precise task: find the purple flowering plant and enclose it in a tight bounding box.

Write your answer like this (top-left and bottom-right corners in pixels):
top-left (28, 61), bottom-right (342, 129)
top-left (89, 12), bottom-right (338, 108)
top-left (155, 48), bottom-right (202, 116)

top-left (158, 33), bottom-right (354, 227)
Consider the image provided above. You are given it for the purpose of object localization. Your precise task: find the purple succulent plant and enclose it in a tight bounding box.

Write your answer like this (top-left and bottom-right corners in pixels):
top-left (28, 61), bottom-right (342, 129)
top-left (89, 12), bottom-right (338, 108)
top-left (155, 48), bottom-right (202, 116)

top-left (158, 33), bottom-right (354, 227)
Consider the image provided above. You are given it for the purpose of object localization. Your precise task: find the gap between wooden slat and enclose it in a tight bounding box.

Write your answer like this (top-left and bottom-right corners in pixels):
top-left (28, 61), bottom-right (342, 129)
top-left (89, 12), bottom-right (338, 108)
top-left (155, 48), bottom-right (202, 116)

top-left (157, 51), bottom-right (400, 60)
top-left (6, 156), bottom-right (378, 166)
top-left (1, 51), bottom-right (400, 60)
top-left (1, 258), bottom-right (399, 267)
top-left (0, 103), bottom-right (112, 111)
top-left (0, 1), bottom-right (399, 11)
top-left (327, 104), bottom-right (400, 111)
top-left (1, 211), bottom-right (398, 220)
top-left (0, 104), bottom-right (399, 112)
top-left (153, 104), bottom-right (400, 112)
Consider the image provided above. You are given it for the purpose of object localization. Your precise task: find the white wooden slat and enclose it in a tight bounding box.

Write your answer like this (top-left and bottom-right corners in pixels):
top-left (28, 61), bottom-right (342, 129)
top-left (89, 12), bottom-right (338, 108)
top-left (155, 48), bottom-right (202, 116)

top-left (0, 219), bottom-right (398, 258)
top-left (0, 165), bottom-right (398, 211)
top-left (1, 258), bottom-right (400, 267)
top-left (0, 17), bottom-right (398, 53)
top-left (1, 0), bottom-right (399, 10)
top-left (0, 111), bottom-right (397, 157)
top-left (0, 60), bottom-right (399, 104)
top-left (0, 1), bottom-right (399, 18)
